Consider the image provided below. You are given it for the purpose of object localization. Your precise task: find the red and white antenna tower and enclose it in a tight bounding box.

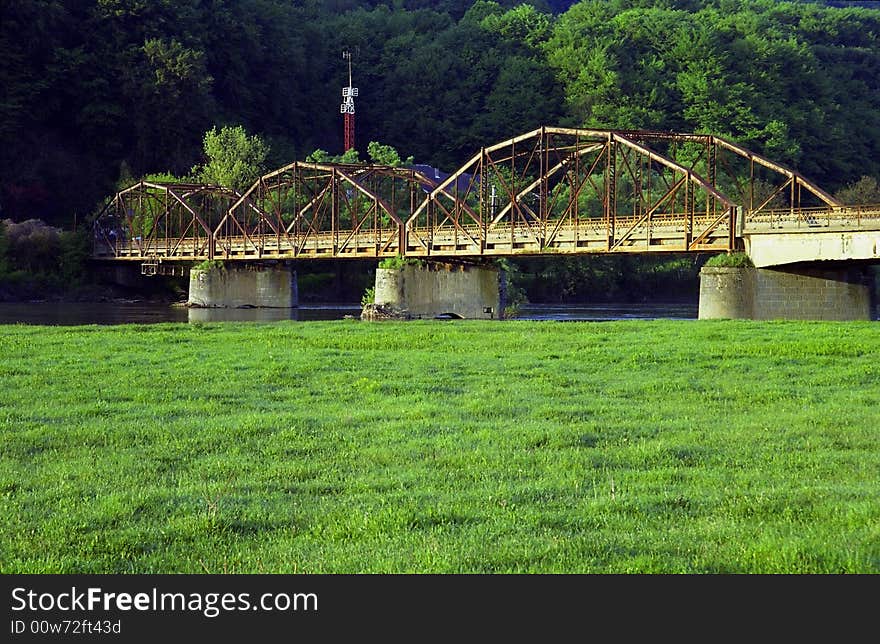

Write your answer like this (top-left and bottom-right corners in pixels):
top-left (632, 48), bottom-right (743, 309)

top-left (340, 51), bottom-right (357, 152)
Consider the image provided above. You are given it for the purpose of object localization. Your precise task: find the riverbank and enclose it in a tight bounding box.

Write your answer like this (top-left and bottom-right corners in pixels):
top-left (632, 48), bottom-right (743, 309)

top-left (2, 320), bottom-right (877, 573)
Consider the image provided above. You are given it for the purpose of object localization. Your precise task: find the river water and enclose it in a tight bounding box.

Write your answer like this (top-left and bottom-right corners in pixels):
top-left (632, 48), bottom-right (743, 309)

top-left (0, 301), bottom-right (697, 325)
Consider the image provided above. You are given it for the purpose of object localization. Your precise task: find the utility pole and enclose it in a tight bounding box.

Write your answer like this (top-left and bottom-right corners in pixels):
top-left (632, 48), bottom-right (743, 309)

top-left (340, 51), bottom-right (358, 152)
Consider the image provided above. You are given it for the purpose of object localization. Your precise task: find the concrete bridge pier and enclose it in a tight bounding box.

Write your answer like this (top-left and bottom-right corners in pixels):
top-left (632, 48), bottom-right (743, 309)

top-left (699, 264), bottom-right (876, 320)
top-left (188, 262), bottom-right (298, 309)
top-left (372, 260), bottom-right (504, 319)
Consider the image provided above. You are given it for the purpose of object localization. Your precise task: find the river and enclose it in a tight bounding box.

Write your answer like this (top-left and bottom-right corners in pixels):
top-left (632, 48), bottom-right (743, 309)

top-left (0, 301), bottom-right (698, 325)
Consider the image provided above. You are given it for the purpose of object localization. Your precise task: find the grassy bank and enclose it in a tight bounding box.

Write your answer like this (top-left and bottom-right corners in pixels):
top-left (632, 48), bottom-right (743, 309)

top-left (1, 320), bottom-right (878, 573)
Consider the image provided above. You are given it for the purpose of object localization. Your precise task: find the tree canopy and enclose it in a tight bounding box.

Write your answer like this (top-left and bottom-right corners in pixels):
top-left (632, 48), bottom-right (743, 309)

top-left (1, 0), bottom-right (879, 228)
top-left (192, 125), bottom-right (270, 192)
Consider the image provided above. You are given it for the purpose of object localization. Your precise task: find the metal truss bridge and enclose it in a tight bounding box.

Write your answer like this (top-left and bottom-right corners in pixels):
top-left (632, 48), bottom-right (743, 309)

top-left (93, 126), bottom-right (880, 266)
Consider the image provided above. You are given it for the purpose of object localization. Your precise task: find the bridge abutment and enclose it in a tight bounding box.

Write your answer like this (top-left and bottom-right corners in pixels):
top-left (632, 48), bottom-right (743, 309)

top-left (188, 263), bottom-right (298, 309)
top-left (371, 261), bottom-right (503, 319)
top-left (699, 265), bottom-right (875, 320)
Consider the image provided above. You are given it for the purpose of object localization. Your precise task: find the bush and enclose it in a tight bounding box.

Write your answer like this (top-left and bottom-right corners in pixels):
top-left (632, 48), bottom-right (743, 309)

top-left (704, 252), bottom-right (754, 268)
top-left (3, 218), bottom-right (62, 274)
top-left (0, 220), bottom-right (8, 276)
top-left (193, 259), bottom-right (225, 272)
top-left (495, 257), bottom-right (528, 318)
top-left (378, 255), bottom-right (422, 270)
top-left (58, 230), bottom-right (90, 285)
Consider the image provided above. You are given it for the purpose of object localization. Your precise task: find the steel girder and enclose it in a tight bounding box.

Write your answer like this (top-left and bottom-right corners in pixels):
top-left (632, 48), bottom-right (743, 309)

top-left (217, 162), bottom-right (440, 260)
top-left (406, 126), bottom-right (738, 256)
top-left (92, 181), bottom-right (240, 261)
top-left (94, 126), bottom-right (870, 262)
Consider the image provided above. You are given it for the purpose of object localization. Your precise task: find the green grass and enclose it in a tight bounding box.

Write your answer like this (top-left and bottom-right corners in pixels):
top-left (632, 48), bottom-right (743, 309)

top-left (1, 319), bottom-right (878, 573)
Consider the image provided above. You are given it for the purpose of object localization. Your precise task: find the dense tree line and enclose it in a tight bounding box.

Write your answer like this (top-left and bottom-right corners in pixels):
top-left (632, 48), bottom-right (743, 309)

top-left (3, 0), bottom-right (879, 230)
top-left (1, 0), bottom-right (879, 303)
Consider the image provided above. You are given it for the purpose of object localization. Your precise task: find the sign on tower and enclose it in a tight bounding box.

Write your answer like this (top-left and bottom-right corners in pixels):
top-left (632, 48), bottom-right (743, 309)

top-left (340, 51), bottom-right (357, 151)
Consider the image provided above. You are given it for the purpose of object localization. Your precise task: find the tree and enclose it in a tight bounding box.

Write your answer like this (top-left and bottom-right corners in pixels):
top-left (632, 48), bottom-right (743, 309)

top-left (367, 141), bottom-right (413, 166)
top-left (480, 3), bottom-right (551, 50)
top-left (305, 142), bottom-right (413, 166)
top-left (192, 125), bottom-right (269, 191)
top-left (835, 176), bottom-right (880, 205)
top-left (0, 220), bottom-right (8, 276)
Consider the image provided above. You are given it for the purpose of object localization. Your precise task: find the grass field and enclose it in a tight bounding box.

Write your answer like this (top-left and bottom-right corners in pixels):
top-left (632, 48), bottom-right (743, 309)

top-left (1, 319), bottom-right (878, 573)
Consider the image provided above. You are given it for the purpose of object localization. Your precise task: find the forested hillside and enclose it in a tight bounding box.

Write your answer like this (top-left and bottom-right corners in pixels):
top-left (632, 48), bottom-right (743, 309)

top-left (2, 0), bottom-right (879, 230)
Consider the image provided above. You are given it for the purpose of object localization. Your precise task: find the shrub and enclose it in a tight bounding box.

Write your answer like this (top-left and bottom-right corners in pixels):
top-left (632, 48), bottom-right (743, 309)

top-left (704, 252), bottom-right (754, 268)
top-left (193, 259), bottom-right (225, 272)
top-left (378, 255), bottom-right (422, 270)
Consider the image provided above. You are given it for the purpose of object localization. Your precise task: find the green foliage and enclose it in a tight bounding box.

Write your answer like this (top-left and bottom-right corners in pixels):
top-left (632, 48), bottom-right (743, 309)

top-left (305, 149), bottom-right (332, 164)
top-left (306, 142), bottom-right (413, 167)
top-left (192, 125), bottom-right (269, 191)
top-left (57, 230), bottom-right (90, 285)
top-left (704, 252), bottom-right (754, 268)
top-left (481, 3), bottom-right (551, 50)
top-left (2, 219), bottom-right (62, 276)
top-left (367, 141), bottom-right (414, 167)
top-left (338, 148), bottom-right (361, 164)
top-left (3, 0), bottom-right (880, 231)
top-left (495, 257), bottom-right (528, 317)
top-left (835, 176), bottom-right (880, 205)
top-left (361, 286), bottom-right (375, 306)
top-left (508, 255), bottom-right (701, 303)
top-left (143, 171), bottom-right (188, 185)
top-left (544, 0), bottom-right (880, 181)
top-left (1, 320), bottom-right (879, 573)
top-left (193, 259), bottom-right (225, 272)
top-left (378, 255), bottom-right (423, 269)
top-left (0, 218), bottom-right (90, 290)
top-left (0, 220), bottom-right (8, 277)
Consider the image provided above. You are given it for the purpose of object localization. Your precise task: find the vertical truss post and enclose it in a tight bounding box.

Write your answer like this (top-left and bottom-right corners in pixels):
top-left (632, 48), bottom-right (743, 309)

top-left (539, 126), bottom-right (547, 247)
top-left (606, 136), bottom-right (617, 250)
top-left (685, 172), bottom-right (693, 249)
top-left (749, 158), bottom-right (755, 213)
top-left (642, 169), bottom-right (649, 250)
top-left (426, 196), bottom-right (434, 257)
top-left (573, 132), bottom-right (580, 241)
top-left (480, 147), bottom-right (487, 254)
top-left (510, 141), bottom-right (516, 250)
top-left (708, 137), bottom-right (717, 220)
top-left (332, 167), bottom-right (339, 255)
top-left (729, 205), bottom-right (736, 250)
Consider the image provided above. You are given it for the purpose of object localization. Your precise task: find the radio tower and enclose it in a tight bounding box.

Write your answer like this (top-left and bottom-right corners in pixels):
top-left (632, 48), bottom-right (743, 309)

top-left (340, 51), bottom-right (358, 152)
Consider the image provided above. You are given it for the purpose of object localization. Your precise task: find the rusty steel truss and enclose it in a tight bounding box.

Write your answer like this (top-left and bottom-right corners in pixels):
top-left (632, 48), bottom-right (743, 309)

top-left (94, 126), bottom-right (878, 263)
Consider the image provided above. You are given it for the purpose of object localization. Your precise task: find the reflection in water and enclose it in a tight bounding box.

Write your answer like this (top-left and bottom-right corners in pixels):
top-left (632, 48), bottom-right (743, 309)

top-left (0, 301), bottom-right (701, 325)
top-left (0, 302), bottom-right (189, 326)
top-left (187, 307), bottom-right (295, 323)
top-left (186, 306), bottom-right (362, 323)
top-left (0, 302), bottom-right (363, 326)
top-left (515, 303), bottom-right (698, 321)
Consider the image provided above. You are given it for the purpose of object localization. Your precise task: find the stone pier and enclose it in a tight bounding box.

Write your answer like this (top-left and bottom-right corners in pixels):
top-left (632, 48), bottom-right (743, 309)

top-left (699, 265), bottom-right (875, 320)
top-left (188, 263), bottom-right (298, 308)
top-left (372, 261), bottom-right (503, 319)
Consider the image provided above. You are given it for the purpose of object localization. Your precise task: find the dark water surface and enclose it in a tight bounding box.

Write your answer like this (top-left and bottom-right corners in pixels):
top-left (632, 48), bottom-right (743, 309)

top-left (516, 303), bottom-right (697, 321)
top-left (0, 301), bottom-right (698, 326)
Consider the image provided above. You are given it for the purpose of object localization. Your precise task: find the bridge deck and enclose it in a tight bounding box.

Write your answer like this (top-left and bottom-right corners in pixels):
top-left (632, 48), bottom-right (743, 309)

top-left (94, 218), bottom-right (735, 261)
top-left (94, 208), bottom-right (880, 262)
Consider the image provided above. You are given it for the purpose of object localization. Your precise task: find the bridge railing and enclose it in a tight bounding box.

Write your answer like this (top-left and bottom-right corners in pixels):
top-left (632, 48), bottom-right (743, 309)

top-left (744, 204), bottom-right (880, 231)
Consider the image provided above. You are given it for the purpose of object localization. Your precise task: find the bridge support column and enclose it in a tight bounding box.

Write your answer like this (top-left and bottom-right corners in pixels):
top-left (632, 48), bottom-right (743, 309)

top-left (371, 261), bottom-right (503, 319)
top-left (699, 265), bottom-right (875, 320)
top-left (188, 263), bottom-right (298, 309)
